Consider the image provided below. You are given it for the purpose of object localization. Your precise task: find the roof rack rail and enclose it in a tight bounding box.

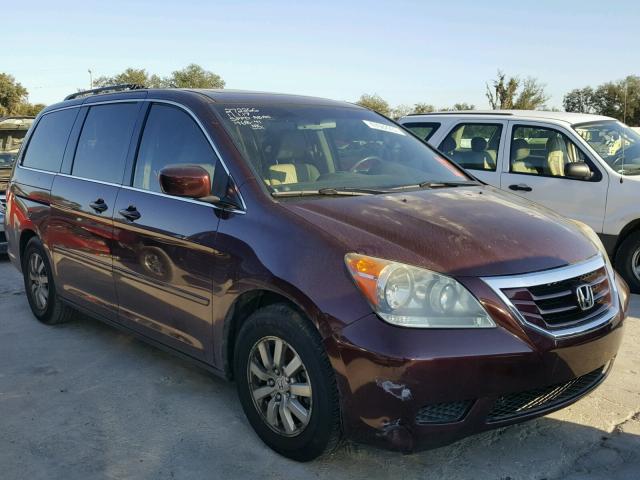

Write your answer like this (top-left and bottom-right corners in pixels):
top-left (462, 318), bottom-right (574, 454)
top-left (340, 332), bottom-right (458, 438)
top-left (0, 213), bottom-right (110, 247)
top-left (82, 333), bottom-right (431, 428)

top-left (64, 83), bottom-right (146, 101)
top-left (405, 111), bottom-right (514, 116)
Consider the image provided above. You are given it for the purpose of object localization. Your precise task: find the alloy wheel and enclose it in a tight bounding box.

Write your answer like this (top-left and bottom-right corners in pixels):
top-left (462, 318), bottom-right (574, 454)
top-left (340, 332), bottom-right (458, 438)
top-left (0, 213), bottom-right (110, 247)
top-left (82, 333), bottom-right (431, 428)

top-left (247, 336), bottom-right (312, 437)
top-left (632, 247), bottom-right (640, 282)
top-left (28, 252), bottom-right (49, 311)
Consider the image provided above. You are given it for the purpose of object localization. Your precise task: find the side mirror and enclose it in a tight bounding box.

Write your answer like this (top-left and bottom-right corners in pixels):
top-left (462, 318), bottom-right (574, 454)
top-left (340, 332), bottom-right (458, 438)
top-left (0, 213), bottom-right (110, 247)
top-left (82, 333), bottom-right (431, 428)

top-left (159, 165), bottom-right (216, 199)
top-left (564, 162), bottom-right (592, 180)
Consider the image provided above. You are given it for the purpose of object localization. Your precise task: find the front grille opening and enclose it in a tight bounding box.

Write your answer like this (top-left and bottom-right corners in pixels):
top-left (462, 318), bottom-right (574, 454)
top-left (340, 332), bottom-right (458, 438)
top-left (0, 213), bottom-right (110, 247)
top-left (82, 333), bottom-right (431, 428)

top-left (502, 266), bottom-right (612, 331)
top-left (415, 400), bottom-right (473, 425)
top-left (487, 366), bottom-right (605, 423)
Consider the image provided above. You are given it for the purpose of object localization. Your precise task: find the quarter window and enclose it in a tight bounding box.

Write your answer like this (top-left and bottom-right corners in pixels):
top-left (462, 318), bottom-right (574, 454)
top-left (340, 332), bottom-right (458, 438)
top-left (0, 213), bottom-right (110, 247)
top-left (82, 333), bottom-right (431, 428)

top-left (438, 123), bottom-right (503, 171)
top-left (133, 104), bottom-right (216, 193)
top-left (403, 122), bottom-right (441, 142)
top-left (510, 125), bottom-right (589, 177)
top-left (72, 103), bottom-right (140, 184)
top-left (22, 109), bottom-right (79, 172)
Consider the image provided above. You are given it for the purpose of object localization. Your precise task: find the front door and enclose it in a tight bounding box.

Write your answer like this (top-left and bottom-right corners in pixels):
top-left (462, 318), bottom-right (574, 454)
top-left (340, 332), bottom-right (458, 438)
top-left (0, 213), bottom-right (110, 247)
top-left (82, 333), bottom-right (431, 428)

top-left (500, 121), bottom-right (609, 232)
top-left (434, 120), bottom-right (507, 186)
top-left (112, 102), bottom-right (222, 361)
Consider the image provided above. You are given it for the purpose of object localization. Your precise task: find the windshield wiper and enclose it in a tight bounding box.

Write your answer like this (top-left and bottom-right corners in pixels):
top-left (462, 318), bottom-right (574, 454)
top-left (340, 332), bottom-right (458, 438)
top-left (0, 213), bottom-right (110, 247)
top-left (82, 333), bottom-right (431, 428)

top-left (271, 188), bottom-right (375, 198)
top-left (391, 180), bottom-right (480, 191)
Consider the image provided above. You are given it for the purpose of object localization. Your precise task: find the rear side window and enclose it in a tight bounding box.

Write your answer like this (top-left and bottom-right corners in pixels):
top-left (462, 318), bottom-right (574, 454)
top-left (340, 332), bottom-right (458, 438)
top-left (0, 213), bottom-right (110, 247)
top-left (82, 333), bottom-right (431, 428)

top-left (438, 123), bottom-right (503, 171)
top-left (72, 103), bottom-right (139, 184)
top-left (403, 122), bottom-right (440, 142)
top-left (133, 104), bottom-right (216, 193)
top-left (22, 109), bottom-right (78, 172)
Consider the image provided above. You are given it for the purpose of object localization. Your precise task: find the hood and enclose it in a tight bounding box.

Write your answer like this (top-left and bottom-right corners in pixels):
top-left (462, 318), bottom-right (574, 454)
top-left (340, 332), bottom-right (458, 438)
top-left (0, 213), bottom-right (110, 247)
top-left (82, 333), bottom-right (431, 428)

top-left (284, 186), bottom-right (599, 277)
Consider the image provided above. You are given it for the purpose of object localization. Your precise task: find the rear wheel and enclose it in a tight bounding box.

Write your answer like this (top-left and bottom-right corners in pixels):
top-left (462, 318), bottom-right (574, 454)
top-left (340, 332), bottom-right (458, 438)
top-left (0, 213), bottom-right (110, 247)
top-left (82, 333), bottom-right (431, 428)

top-left (234, 304), bottom-right (341, 461)
top-left (22, 237), bottom-right (75, 325)
top-left (615, 231), bottom-right (640, 293)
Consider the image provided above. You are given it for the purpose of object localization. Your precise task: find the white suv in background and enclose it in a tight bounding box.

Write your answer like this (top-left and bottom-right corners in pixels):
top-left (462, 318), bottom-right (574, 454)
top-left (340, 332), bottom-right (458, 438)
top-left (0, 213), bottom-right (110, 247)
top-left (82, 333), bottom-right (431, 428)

top-left (399, 111), bottom-right (640, 292)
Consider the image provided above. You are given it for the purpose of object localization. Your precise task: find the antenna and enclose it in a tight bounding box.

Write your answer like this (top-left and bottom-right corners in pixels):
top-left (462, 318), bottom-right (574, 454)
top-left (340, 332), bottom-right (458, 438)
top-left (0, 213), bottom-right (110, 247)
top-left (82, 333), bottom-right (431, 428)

top-left (621, 79), bottom-right (628, 182)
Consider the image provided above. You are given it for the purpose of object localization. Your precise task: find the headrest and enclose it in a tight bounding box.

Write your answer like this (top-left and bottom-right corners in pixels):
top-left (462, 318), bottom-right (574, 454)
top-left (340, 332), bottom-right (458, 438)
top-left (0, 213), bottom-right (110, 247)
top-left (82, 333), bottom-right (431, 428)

top-left (511, 138), bottom-right (530, 160)
top-left (546, 136), bottom-right (563, 152)
top-left (275, 132), bottom-right (308, 163)
top-left (440, 137), bottom-right (456, 152)
top-left (471, 137), bottom-right (487, 152)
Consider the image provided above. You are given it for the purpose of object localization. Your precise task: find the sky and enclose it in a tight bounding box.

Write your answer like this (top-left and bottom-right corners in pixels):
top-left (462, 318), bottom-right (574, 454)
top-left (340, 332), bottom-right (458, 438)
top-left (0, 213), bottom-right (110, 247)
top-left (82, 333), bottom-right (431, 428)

top-left (4, 0), bottom-right (640, 110)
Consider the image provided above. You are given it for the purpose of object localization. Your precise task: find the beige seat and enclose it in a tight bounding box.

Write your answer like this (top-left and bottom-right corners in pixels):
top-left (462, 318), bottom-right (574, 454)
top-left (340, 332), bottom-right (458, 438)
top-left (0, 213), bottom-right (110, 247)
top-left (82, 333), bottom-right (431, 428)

top-left (268, 163), bottom-right (320, 184)
top-left (266, 131), bottom-right (320, 185)
top-left (511, 139), bottom-right (537, 174)
top-left (546, 137), bottom-right (566, 176)
top-left (454, 137), bottom-right (494, 170)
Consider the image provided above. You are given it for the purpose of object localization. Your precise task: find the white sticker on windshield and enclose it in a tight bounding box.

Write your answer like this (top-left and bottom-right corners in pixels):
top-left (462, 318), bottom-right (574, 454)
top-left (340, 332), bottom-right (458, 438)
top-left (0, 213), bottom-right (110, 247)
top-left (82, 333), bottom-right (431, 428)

top-left (362, 120), bottom-right (406, 136)
top-left (225, 108), bottom-right (272, 130)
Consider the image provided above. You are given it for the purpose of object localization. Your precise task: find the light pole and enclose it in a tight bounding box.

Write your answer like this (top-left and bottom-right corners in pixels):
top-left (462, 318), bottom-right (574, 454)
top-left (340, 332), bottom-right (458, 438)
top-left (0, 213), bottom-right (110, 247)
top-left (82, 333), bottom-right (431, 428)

top-left (88, 69), bottom-right (93, 89)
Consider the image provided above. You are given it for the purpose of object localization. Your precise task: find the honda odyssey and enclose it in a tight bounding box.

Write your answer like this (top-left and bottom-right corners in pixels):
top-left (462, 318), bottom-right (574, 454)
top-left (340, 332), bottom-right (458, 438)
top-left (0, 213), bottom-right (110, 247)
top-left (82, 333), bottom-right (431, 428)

top-left (4, 86), bottom-right (629, 461)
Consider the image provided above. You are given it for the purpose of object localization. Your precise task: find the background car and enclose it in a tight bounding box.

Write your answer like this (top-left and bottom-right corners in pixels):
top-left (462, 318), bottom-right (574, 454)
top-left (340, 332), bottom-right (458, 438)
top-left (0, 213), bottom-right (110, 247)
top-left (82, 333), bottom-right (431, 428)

top-left (0, 116), bottom-right (34, 254)
top-left (400, 111), bottom-right (640, 292)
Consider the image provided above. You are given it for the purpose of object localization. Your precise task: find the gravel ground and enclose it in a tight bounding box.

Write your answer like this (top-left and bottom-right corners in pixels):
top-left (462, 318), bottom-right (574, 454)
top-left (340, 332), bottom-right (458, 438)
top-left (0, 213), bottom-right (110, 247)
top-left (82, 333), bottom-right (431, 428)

top-left (0, 256), bottom-right (638, 480)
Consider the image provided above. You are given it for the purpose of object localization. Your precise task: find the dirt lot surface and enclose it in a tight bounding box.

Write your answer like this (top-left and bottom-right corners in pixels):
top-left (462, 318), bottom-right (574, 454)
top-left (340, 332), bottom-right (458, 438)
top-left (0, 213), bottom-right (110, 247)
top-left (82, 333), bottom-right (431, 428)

top-left (1, 257), bottom-right (638, 479)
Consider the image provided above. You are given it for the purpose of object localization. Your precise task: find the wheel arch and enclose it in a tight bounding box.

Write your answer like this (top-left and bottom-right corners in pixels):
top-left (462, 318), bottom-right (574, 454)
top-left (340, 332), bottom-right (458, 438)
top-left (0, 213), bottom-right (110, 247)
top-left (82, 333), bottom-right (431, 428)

top-left (613, 218), bottom-right (640, 261)
top-left (18, 229), bottom-right (39, 270)
top-left (222, 288), bottom-right (319, 380)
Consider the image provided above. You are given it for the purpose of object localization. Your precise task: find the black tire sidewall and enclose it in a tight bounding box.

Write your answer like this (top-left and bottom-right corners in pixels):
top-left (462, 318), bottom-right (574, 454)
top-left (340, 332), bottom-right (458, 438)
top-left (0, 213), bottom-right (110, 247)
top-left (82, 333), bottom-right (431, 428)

top-left (615, 232), bottom-right (640, 293)
top-left (234, 305), bottom-right (339, 461)
top-left (22, 238), bottom-right (57, 322)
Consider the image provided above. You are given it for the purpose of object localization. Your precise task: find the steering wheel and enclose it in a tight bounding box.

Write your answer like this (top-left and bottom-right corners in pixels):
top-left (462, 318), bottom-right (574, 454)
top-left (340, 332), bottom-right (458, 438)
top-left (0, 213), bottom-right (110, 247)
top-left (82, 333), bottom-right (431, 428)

top-left (350, 156), bottom-right (383, 173)
top-left (611, 155), bottom-right (626, 167)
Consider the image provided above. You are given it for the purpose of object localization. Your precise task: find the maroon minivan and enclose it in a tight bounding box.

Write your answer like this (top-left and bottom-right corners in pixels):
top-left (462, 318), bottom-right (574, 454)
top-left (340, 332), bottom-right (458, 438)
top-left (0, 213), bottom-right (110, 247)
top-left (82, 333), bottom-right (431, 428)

top-left (4, 86), bottom-right (629, 461)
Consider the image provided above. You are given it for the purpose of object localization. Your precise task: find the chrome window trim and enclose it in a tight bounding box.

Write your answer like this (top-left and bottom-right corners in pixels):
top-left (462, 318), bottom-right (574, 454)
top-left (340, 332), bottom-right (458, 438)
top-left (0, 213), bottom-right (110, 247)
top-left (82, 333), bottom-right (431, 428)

top-left (17, 97), bottom-right (247, 213)
top-left (482, 255), bottom-right (620, 339)
top-left (120, 185), bottom-right (247, 215)
top-left (16, 165), bottom-right (57, 175)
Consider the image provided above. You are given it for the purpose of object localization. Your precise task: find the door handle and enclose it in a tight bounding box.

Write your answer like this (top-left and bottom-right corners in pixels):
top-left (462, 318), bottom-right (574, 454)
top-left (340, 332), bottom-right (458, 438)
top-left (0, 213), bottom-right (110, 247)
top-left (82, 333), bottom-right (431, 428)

top-left (89, 198), bottom-right (108, 213)
top-left (509, 183), bottom-right (533, 192)
top-left (119, 205), bottom-right (141, 221)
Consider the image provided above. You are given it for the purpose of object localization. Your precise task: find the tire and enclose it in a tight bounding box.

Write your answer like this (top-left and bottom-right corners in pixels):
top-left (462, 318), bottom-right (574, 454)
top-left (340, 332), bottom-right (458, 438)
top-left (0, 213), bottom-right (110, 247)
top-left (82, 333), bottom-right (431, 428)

top-left (22, 237), bottom-right (75, 325)
top-left (234, 303), bottom-right (341, 461)
top-left (615, 231), bottom-right (640, 294)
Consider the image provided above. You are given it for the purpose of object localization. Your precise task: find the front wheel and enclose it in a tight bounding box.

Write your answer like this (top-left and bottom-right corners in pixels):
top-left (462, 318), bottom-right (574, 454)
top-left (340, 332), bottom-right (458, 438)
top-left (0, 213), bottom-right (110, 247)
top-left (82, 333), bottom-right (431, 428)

top-left (615, 231), bottom-right (640, 293)
top-left (234, 304), bottom-right (341, 461)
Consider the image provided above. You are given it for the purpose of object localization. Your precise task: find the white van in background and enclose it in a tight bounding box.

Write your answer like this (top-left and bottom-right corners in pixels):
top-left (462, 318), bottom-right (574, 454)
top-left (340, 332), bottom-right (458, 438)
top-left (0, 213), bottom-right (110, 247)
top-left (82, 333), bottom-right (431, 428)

top-left (399, 111), bottom-right (640, 292)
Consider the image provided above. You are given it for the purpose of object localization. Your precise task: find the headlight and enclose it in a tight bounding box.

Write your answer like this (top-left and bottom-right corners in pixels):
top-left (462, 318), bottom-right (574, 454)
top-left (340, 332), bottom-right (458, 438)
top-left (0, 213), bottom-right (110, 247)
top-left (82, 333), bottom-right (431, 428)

top-left (345, 253), bottom-right (495, 328)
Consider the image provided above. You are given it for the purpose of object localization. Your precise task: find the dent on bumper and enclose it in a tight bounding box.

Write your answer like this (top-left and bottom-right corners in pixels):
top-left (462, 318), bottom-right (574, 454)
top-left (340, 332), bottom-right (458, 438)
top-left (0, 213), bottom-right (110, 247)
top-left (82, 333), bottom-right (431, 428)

top-left (331, 308), bottom-right (625, 452)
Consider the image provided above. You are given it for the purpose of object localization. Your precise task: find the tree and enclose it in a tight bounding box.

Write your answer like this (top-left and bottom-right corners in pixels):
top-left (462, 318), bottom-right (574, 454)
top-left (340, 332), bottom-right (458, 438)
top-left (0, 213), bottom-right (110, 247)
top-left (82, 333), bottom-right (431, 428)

top-left (355, 94), bottom-right (391, 116)
top-left (93, 64), bottom-right (225, 90)
top-left (391, 104), bottom-right (412, 119)
top-left (94, 68), bottom-right (163, 88)
top-left (563, 87), bottom-right (596, 113)
top-left (563, 76), bottom-right (640, 125)
top-left (412, 102), bottom-right (435, 114)
top-left (0, 73), bottom-right (29, 116)
top-left (441, 102), bottom-right (476, 111)
top-left (486, 70), bottom-right (549, 110)
top-left (13, 103), bottom-right (46, 116)
top-left (166, 64), bottom-right (225, 89)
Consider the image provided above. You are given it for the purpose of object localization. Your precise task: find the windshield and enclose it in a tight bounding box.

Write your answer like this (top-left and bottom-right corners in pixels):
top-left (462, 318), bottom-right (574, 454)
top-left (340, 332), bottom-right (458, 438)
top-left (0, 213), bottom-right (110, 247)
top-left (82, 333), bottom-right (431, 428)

top-left (0, 118), bottom-right (33, 168)
top-left (574, 121), bottom-right (640, 176)
top-left (213, 104), bottom-right (469, 195)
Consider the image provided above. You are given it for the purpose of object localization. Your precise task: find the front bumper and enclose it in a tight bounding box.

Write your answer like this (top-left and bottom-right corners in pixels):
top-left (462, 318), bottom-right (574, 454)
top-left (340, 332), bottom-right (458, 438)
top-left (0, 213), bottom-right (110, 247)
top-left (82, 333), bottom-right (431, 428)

top-left (330, 274), bottom-right (628, 452)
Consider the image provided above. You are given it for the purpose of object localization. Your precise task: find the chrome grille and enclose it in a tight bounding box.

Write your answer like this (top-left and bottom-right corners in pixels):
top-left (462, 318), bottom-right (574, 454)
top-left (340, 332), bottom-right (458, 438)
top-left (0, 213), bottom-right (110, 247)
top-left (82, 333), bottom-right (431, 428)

top-left (502, 266), bottom-right (612, 330)
top-left (482, 256), bottom-right (618, 338)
